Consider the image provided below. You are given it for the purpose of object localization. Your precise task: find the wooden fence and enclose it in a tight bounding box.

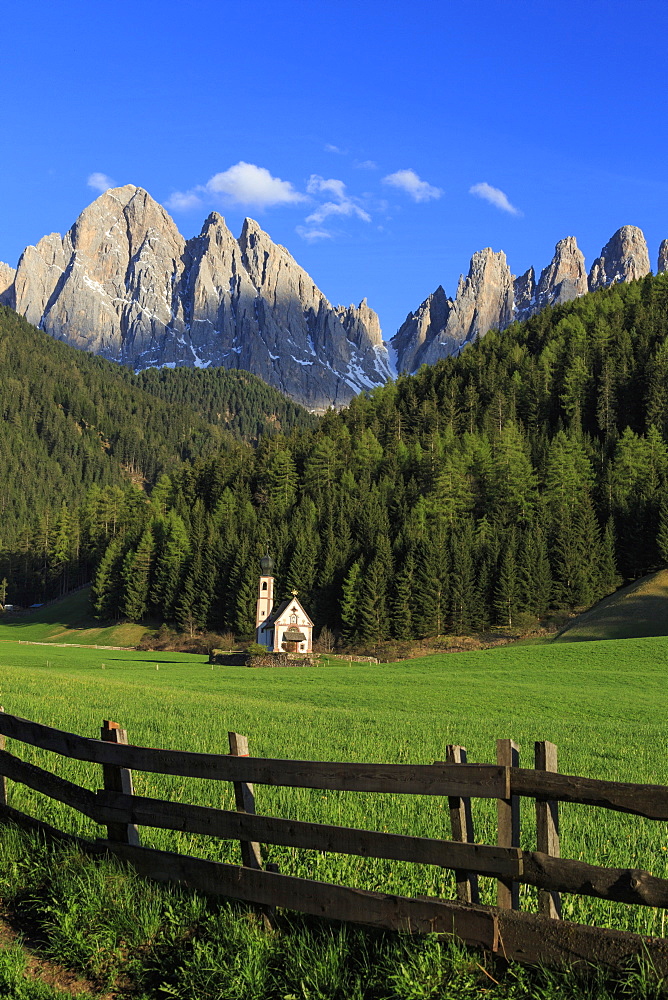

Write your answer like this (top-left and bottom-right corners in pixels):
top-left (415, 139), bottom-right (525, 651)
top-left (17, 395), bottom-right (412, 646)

top-left (0, 709), bottom-right (668, 973)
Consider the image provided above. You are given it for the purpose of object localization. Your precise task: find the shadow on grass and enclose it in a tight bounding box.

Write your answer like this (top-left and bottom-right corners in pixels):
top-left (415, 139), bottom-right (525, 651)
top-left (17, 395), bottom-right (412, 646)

top-left (556, 585), bottom-right (668, 642)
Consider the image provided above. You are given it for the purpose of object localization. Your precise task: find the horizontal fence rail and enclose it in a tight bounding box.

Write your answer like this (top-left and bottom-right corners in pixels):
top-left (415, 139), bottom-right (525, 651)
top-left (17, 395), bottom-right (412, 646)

top-left (0, 712), bottom-right (508, 796)
top-left (1, 710), bottom-right (668, 974)
top-left (1, 712), bottom-right (666, 817)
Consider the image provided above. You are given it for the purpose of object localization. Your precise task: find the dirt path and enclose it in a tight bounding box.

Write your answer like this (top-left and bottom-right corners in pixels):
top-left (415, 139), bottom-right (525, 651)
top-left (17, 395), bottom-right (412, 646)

top-left (0, 916), bottom-right (117, 998)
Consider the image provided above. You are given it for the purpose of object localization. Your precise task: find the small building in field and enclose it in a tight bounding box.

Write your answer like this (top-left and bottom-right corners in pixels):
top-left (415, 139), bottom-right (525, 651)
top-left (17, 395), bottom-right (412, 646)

top-left (255, 553), bottom-right (313, 653)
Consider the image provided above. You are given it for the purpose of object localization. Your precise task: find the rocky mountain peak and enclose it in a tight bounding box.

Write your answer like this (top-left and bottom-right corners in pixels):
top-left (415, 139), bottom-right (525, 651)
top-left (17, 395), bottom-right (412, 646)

top-left (334, 298), bottom-right (383, 351)
top-left (0, 261), bottom-right (16, 307)
top-left (513, 267), bottom-right (535, 316)
top-left (391, 285), bottom-right (451, 374)
top-left (450, 246), bottom-right (514, 343)
top-left (3, 189), bottom-right (390, 410)
top-left (588, 225), bottom-right (650, 291)
top-left (393, 225), bottom-right (659, 376)
top-left (536, 236), bottom-right (588, 306)
top-left (392, 249), bottom-right (513, 372)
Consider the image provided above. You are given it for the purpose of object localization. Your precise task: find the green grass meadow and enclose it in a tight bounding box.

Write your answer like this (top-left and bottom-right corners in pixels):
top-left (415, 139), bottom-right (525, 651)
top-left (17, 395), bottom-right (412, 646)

top-left (555, 569), bottom-right (668, 642)
top-left (1, 634), bottom-right (668, 939)
top-left (0, 589), bottom-right (147, 647)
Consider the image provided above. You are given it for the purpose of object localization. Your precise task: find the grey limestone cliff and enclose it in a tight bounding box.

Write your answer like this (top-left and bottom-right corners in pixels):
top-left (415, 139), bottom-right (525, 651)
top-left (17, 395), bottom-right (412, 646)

top-left (588, 226), bottom-right (650, 291)
top-left (393, 248), bottom-right (514, 372)
top-left (0, 262), bottom-right (15, 306)
top-left (391, 285), bottom-right (452, 374)
top-left (3, 186), bottom-right (390, 410)
top-left (658, 240), bottom-right (668, 274)
top-left (393, 226), bottom-right (658, 375)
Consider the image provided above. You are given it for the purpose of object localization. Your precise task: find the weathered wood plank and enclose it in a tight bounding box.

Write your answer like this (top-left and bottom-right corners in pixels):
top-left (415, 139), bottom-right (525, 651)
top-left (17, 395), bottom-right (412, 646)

top-left (520, 850), bottom-right (668, 908)
top-left (497, 740), bottom-right (520, 910)
top-left (228, 732), bottom-right (262, 870)
top-left (93, 839), bottom-right (499, 946)
top-left (96, 790), bottom-right (524, 876)
top-left (0, 748), bottom-right (98, 819)
top-left (96, 790), bottom-right (668, 907)
top-left (510, 767), bottom-right (668, 819)
top-left (5, 710), bottom-right (668, 815)
top-left (100, 722), bottom-right (139, 846)
top-left (0, 712), bottom-right (509, 796)
top-left (494, 906), bottom-right (668, 973)
top-left (445, 745), bottom-right (480, 904)
top-left (0, 708), bottom-right (6, 807)
top-left (2, 803), bottom-right (667, 977)
top-left (534, 741), bottom-right (561, 919)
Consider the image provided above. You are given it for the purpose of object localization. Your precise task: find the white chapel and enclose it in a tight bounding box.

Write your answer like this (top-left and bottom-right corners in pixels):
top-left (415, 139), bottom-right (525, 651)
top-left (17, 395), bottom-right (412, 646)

top-left (255, 553), bottom-right (314, 653)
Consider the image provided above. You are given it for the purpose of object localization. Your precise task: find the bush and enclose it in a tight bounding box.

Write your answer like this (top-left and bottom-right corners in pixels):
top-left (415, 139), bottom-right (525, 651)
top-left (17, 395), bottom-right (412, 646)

top-left (245, 642), bottom-right (267, 655)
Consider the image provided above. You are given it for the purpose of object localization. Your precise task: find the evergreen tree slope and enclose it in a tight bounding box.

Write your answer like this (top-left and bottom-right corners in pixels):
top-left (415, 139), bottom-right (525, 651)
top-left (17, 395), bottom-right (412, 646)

top-left (0, 306), bottom-right (313, 605)
top-left (94, 272), bottom-right (668, 641)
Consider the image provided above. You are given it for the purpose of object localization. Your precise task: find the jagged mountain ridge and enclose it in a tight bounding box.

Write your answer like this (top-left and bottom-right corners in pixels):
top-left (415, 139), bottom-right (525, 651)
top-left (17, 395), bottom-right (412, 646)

top-left (392, 225), bottom-right (665, 373)
top-left (0, 185), bottom-right (391, 411)
top-left (2, 187), bottom-right (667, 402)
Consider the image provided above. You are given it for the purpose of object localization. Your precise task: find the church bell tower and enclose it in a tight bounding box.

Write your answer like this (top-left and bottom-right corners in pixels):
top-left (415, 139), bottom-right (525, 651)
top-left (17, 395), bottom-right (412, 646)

top-left (255, 551), bottom-right (275, 644)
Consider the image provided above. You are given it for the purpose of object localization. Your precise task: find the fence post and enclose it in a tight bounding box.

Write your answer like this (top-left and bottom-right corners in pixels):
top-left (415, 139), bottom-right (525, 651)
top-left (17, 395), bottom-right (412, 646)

top-left (535, 740), bottom-right (561, 919)
top-left (497, 738), bottom-right (520, 910)
top-left (445, 745), bottom-right (480, 904)
top-left (0, 708), bottom-right (6, 807)
top-left (228, 732), bottom-right (263, 869)
top-left (100, 720), bottom-right (140, 846)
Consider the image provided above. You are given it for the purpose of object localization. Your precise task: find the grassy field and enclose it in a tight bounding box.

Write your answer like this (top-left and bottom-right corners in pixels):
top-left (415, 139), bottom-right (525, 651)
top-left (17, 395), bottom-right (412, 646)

top-left (555, 568), bottom-right (668, 642)
top-left (1, 634), bottom-right (668, 941)
top-left (0, 588), bottom-right (147, 648)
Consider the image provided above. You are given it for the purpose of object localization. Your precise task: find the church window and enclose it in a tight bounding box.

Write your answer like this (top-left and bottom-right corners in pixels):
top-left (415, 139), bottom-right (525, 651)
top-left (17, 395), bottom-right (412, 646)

top-left (262, 582), bottom-right (267, 591)
top-left (290, 614), bottom-right (297, 623)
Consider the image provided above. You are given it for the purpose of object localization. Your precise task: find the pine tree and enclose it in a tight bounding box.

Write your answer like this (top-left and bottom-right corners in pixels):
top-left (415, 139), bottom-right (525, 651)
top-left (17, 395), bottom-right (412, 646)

top-left (231, 549), bottom-right (258, 638)
top-left (598, 518), bottom-right (622, 596)
top-left (448, 519), bottom-right (475, 633)
top-left (519, 523), bottom-right (552, 617)
top-left (494, 529), bottom-right (519, 627)
top-left (121, 527), bottom-right (155, 621)
top-left (286, 523), bottom-right (319, 600)
top-left (391, 549), bottom-right (415, 639)
top-left (151, 511), bottom-right (190, 618)
top-left (91, 537), bottom-right (125, 620)
top-left (174, 570), bottom-right (200, 638)
top-left (262, 449), bottom-right (298, 514)
top-left (657, 491), bottom-right (668, 566)
top-left (413, 527), bottom-right (449, 638)
top-left (49, 501), bottom-right (72, 597)
top-left (340, 559), bottom-right (363, 643)
top-left (357, 534), bottom-right (392, 643)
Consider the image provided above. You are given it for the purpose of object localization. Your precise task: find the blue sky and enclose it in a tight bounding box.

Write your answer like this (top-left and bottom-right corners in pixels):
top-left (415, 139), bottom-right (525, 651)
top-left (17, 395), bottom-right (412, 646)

top-left (2, 0), bottom-right (667, 337)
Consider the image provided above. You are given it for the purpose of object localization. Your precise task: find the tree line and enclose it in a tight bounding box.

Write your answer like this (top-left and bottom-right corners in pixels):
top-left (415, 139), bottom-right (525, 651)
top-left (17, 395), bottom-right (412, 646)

top-left (0, 307), bottom-right (313, 605)
top-left (91, 272), bottom-right (668, 641)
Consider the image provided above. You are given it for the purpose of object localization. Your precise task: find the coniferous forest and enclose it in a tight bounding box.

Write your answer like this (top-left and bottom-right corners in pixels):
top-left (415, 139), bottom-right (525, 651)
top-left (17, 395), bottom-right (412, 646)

top-left (0, 306), bottom-right (314, 604)
top-left (4, 273), bottom-right (668, 640)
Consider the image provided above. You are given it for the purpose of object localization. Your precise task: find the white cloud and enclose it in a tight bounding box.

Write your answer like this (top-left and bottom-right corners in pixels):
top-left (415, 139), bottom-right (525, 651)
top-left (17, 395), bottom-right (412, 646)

top-left (87, 172), bottom-right (115, 193)
top-left (295, 225), bottom-right (333, 242)
top-left (382, 168), bottom-right (442, 203)
top-left (469, 181), bottom-right (521, 215)
top-left (205, 162), bottom-right (306, 207)
top-left (165, 190), bottom-right (203, 211)
top-left (306, 200), bottom-right (371, 225)
top-left (307, 175), bottom-right (347, 201)
top-left (355, 159), bottom-right (378, 170)
top-left (324, 143), bottom-right (346, 154)
top-left (304, 174), bottom-right (371, 225)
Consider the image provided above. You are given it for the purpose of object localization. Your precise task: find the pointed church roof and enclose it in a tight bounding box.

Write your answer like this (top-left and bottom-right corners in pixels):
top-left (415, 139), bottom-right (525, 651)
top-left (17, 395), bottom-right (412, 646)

top-left (265, 595), bottom-right (314, 628)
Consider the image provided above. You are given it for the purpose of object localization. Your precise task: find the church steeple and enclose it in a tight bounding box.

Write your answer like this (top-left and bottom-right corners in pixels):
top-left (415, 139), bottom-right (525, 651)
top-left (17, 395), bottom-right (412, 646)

top-left (255, 551), bottom-right (275, 641)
